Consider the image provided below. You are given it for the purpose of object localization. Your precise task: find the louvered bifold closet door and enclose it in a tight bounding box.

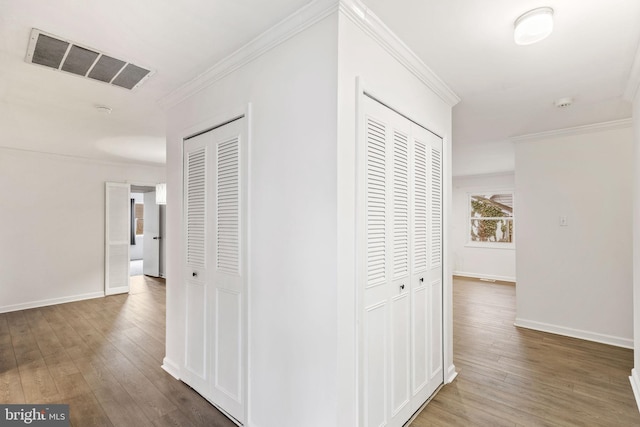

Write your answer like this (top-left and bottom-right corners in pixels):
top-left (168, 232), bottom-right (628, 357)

top-left (410, 126), bottom-right (444, 411)
top-left (361, 95), bottom-right (444, 427)
top-left (105, 182), bottom-right (130, 295)
top-left (210, 118), bottom-right (245, 424)
top-left (183, 132), bottom-right (210, 396)
top-left (362, 97), bottom-right (413, 427)
top-left (182, 117), bottom-right (247, 425)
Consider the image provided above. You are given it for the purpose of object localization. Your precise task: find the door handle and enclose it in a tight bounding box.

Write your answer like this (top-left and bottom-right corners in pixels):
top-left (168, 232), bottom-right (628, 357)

top-left (400, 284), bottom-right (405, 290)
top-left (192, 272), bottom-right (198, 277)
top-left (153, 236), bottom-right (161, 240)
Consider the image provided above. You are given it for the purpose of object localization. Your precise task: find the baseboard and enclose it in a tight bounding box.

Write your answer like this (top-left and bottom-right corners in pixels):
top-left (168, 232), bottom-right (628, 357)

top-left (446, 364), bottom-right (458, 383)
top-left (453, 271), bottom-right (516, 283)
top-left (105, 285), bottom-right (129, 296)
top-left (514, 318), bottom-right (633, 349)
top-left (630, 369), bottom-right (640, 412)
top-left (162, 357), bottom-right (181, 380)
top-left (0, 291), bottom-right (105, 314)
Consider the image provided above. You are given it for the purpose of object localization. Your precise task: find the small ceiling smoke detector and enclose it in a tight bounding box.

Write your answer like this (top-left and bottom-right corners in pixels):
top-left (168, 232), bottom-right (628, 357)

top-left (554, 97), bottom-right (573, 108)
top-left (95, 105), bottom-right (112, 114)
top-left (514, 7), bottom-right (554, 45)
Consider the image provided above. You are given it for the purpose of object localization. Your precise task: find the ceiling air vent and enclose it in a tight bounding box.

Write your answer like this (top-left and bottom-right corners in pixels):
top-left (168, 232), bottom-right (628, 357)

top-left (25, 29), bottom-right (154, 90)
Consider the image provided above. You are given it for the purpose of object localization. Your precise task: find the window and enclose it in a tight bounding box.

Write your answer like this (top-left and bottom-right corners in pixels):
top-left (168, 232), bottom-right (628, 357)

top-left (468, 192), bottom-right (514, 246)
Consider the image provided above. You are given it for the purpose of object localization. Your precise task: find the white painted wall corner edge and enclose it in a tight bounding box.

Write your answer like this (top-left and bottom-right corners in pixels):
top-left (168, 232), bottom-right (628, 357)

top-left (630, 369), bottom-right (640, 412)
top-left (0, 291), bottom-right (104, 314)
top-left (161, 358), bottom-right (181, 380)
top-left (514, 318), bottom-right (633, 349)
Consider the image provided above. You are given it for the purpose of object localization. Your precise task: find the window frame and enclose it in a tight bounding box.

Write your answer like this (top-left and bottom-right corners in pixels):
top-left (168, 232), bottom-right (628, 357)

top-left (465, 190), bottom-right (515, 250)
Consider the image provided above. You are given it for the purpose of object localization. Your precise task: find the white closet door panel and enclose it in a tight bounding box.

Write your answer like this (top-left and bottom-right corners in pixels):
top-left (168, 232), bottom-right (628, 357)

top-left (430, 279), bottom-right (443, 380)
top-left (391, 293), bottom-right (410, 416)
top-left (413, 140), bottom-right (428, 274)
top-left (183, 132), bottom-right (211, 395)
top-left (430, 147), bottom-right (442, 269)
top-left (207, 118), bottom-right (246, 424)
top-left (412, 284), bottom-right (427, 393)
top-left (414, 127), bottom-right (444, 407)
top-left (392, 130), bottom-right (409, 280)
top-left (215, 288), bottom-right (242, 401)
top-left (364, 302), bottom-right (387, 427)
top-left (184, 282), bottom-right (208, 389)
top-left (216, 137), bottom-right (240, 275)
top-left (105, 182), bottom-right (130, 295)
top-left (366, 116), bottom-right (387, 289)
top-left (186, 145), bottom-right (207, 271)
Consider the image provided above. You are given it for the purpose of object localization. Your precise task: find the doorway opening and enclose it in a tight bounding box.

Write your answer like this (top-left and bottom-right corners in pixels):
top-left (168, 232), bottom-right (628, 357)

top-left (130, 185), bottom-right (165, 278)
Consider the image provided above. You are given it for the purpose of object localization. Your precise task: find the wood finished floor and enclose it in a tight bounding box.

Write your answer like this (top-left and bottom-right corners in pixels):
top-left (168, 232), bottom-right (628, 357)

top-left (3, 276), bottom-right (639, 426)
top-left (411, 277), bottom-right (640, 427)
top-left (0, 276), bottom-right (235, 427)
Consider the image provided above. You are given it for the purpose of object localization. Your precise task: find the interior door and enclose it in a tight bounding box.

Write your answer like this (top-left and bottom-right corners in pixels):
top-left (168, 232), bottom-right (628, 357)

top-left (360, 95), bottom-right (443, 427)
top-left (143, 191), bottom-right (160, 277)
top-left (183, 116), bottom-right (247, 425)
top-left (105, 182), bottom-right (130, 295)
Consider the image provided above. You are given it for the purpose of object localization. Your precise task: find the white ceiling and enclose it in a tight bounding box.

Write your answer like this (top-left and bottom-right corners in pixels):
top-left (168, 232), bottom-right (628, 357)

top-left (1, 0), bottom-right (639, 170)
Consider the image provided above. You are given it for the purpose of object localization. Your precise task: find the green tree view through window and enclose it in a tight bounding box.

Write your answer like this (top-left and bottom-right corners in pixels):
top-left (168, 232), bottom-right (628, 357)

top-left (469, 193), bottom-right (513, 243)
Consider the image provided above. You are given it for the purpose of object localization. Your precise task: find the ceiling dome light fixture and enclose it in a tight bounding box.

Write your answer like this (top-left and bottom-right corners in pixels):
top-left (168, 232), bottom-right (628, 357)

top-left (514, 7), bottom-right (554, 45)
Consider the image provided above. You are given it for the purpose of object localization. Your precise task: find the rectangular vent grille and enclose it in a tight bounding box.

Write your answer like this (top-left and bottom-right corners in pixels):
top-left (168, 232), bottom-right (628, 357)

top-left (25, 29), bottom-right (154, 90)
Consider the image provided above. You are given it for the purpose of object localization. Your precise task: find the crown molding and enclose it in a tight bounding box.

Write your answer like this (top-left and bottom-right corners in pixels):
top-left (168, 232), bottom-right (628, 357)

top-left (158, 0), bottom-right (339, 110)
top-left (510, 118), bottom-right (633, 143)
top-left (339, 0), bottom-right (459, 107)
top-left (158, 0), bottom-right (460, 110)
top-left (624, 39), bottom-right (640, 102)
top-left (0, 145), bottom-right (166, 168)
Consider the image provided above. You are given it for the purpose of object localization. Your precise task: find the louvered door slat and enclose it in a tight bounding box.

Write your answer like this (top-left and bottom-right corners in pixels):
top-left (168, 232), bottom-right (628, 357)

top-left (430, 148), bottom-right (442, 268)
top-left (217, 137), bottom-right (240, 274)
top-left (414, 140), bottom-right (427, 272)
top-left (393, 130), bottom-right (409, 278)
top-left (366, 117), bottom-right (387, 287)
top-left (187, 148), bottom-right (206, 268)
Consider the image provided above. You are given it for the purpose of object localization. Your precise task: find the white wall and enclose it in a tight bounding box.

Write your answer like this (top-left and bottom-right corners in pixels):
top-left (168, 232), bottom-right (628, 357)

top-left (453, 140), bottom-right (515, 177)
top-left (452, 173), bottom-right (515, 282)
top-left (631, 89), bottom-right (640, 402)
top-left (514, 123), bottom-right (633, 348)
top-left (165, 14), bottom-right (339, 427)
top-left (0, 148), bottom-right (165, 313)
